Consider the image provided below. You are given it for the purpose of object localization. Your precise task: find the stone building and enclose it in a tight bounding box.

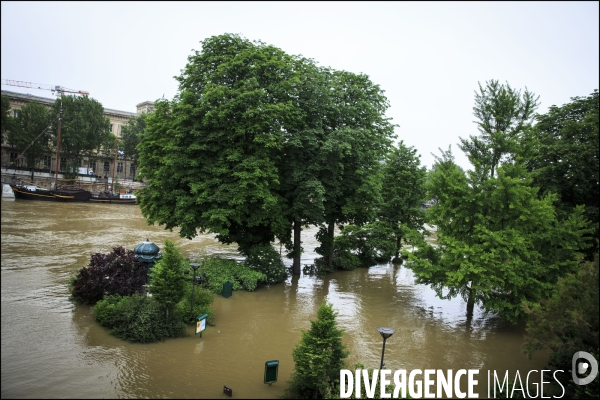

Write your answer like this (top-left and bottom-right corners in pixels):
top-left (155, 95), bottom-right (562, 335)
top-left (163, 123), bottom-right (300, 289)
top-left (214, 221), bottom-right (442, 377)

top-left (1, 90), bottom-right (153, 180)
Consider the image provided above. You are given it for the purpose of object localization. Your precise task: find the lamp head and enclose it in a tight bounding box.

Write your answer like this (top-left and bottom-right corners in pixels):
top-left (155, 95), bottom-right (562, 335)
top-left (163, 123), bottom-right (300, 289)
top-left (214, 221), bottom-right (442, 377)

top-left (189, 263), bottom-right (201, 271)
top-left (377, 327), bottom-right (395, 339)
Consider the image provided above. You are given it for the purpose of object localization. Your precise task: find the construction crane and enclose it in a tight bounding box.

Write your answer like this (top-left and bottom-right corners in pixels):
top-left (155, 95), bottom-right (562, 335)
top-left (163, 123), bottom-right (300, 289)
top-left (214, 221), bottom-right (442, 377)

top-left (1, 79), bottom-right (90, 96)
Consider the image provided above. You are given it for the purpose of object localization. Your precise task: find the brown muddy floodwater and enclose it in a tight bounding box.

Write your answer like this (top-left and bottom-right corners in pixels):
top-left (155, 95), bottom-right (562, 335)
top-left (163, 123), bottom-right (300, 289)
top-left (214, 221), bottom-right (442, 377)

top-left (1, 199), bottom-right (549, 398)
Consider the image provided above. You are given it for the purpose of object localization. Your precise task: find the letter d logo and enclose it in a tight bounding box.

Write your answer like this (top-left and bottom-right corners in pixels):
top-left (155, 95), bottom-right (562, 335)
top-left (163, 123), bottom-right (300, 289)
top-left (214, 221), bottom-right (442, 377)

top-left (572, 351), bottom-right (598, 385)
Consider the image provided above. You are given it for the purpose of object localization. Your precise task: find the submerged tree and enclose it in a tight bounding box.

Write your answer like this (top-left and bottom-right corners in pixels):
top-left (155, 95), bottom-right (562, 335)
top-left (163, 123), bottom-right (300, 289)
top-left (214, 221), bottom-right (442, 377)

top-left (407, 82), bottom-right (590, 323)
top-left (137, 34), bottom-right (299, 254)
top-left (379, 141), bottom-right (427, 261)
top-left (285, 300), bottom-right (349, 399)
top-left (137, 34), bottom-right (395, 274)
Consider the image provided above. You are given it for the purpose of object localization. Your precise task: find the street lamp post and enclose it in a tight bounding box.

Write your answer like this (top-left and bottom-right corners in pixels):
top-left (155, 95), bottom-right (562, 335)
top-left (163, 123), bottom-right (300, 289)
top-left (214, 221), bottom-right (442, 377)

top-left (377, 327), bottom-right (395, 370)
top-left (189, 263), bottom-right (201, 315)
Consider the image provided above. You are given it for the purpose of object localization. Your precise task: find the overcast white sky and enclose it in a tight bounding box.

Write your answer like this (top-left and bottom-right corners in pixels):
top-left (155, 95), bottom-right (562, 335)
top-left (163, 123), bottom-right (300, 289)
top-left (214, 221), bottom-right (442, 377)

top-left (2, 1), bottom-right (598, 170)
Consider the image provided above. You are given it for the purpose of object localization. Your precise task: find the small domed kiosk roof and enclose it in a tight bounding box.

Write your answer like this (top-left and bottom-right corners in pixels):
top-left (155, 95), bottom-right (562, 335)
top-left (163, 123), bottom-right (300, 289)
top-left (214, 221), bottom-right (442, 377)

top-left (134, 239), bottom-right (162, 261)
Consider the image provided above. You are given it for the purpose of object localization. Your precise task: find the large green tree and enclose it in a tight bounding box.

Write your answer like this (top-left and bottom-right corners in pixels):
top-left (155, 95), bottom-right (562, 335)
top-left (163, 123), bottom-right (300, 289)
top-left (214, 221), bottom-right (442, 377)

top-left (379, 141), bottom-right (427, 261)
top-left (138, 34), bottom-right (301, 254)
top-left (408, 81), bottom-right (590, 323)
top-left (137, 34), bottom-right (395, 274)
top-left (409, 151), bottom-right (589, 322)
top-left (6, 101), bottom-right (52, 180)
top-left (526, 90), bottom-right (599, 259)
top-left (50, 94), bottom-right (111, 173)
top-left (312, 68), bottom-right (396, 271)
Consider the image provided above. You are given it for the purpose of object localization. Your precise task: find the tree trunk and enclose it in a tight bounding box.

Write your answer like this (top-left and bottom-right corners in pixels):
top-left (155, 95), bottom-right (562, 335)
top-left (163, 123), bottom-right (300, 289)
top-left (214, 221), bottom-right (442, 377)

top-left (326, 220), bottom-right (335, 270)
top-left (466, 282), bottom-right (475, 322)
top-left (293, 219), bottom-right (301, 275)
top-left (395, 236), bottom-right (402, 259)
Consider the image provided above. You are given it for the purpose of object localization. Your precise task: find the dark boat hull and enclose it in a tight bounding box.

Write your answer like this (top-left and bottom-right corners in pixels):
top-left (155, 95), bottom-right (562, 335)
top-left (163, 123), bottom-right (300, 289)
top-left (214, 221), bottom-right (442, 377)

top-left (89, 197), bottom-right (137, 204)
top-left (11, 185), bottom-right (92, 202)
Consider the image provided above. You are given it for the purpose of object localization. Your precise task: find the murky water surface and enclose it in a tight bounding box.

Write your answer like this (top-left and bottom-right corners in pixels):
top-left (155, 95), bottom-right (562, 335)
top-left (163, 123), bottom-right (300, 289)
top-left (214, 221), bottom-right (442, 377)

top-left (1, 200), bottom-right (548, 398)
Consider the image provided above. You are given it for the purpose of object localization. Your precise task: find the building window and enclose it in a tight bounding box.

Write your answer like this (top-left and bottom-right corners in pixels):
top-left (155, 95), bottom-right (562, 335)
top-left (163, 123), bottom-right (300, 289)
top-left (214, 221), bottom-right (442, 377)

top-left (60, 158), bottom-right (67, 171)
top-left (43, 156), bottom-right (51, 168)
top-left (117, 162), bottom-right (123, 173)
top-left (103, 161), bottom-right (110, 174)
top-left (12, 109), bottom-right (19, 118)
top-left (109, 124), bottom-right (113, 133)
top-left (89, 161), bottom-right (96, 173)
top-left (130, 164), bottom-right (136, 177)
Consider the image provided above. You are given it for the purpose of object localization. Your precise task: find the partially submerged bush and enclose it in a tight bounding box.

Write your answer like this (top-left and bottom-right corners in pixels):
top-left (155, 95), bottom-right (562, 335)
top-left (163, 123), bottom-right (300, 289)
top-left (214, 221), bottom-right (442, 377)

top-left (333, 222), bottom-right (396, 268)
top-left (176, 284), bottom-right (215, 324)
top-left (244, 244), bottom-right (288, 284)
top-left (70, 246), bottom-right (147, 305)
top-left (94, 294), bottom-right (186, 343)
top-left (200, 257), bottom-right (267, 293)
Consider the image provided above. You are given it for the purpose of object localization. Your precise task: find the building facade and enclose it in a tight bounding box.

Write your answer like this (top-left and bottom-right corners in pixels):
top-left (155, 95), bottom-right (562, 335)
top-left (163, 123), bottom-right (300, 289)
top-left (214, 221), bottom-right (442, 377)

top-left (1, 90), bottom-right (153, 180)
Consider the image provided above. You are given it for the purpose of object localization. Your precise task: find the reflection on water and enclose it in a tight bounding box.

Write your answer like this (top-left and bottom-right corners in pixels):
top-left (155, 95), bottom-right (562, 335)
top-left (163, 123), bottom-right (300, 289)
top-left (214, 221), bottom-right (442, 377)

top-left (1, 200), bottom-right (548, 398)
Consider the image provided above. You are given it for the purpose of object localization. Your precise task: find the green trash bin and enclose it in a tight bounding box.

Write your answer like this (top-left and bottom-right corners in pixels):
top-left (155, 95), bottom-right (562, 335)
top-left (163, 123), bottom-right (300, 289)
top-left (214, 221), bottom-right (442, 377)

top-left (264, 360), bottom-right (279, 384)
top-left (222, 281), bottom-right (233, 298)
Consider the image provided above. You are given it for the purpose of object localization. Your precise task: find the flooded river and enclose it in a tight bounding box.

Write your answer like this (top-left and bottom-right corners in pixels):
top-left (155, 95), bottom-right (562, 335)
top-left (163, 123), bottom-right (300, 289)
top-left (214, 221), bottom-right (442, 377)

top-left (1, 199), bottom-right (548, 398)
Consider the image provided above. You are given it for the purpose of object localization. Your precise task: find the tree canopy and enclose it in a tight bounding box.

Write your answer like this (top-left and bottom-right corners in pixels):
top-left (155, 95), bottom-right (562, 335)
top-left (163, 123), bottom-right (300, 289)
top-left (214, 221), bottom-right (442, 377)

top-left (50, 94), bottom-right (111, 172)
top-left (121, 112), bottom-right (147, 166)
top-left (137, 34), bottom-right (395, 270)
top-left (407, 82), bottom-right (591, 323)
top-left (379, 141), bottom-right (427, 260)
top-left (459, 79), bottom-right (539, 177)
top-left (526, 90), bottom-right (599, 258)
top-left (7, 101), bottom-right (52, 177)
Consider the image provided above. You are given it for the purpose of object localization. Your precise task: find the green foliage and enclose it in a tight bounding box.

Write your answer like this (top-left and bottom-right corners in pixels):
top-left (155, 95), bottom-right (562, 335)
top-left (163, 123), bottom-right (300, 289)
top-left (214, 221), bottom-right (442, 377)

top-left (285, 301), bottom-right (349, 399)
top-left (523, 253), bottom-right (599, 398)
top-left (380, 141), bottom-right (427, 259)
top-left (199, 257), bottom-right (266, 293)
top-left (121, 112), bottom-right (147, 166)
top-left (406, 82), bottom-right (592, 323)
top-left (94, 294), bottom-right (185, 343)
top-left (176, 283), bottom-right (215, 324)
top-left (6, 101), bottom-right (51, 173)
top-left (459, 79), bottom-right (539, 177)
top-left (137, 34), bottom-right (297, 250)
top-left (409, 153), bottom-right (590, 322)
top-left (136, 33), bottom-right (395, 272)
top-left (333, 222), bottom-right (396, 268)
top-left (527, 90), bottom-right (599, 259)
top-left (243, 244), bottom-right (288, 284)
top-left (148, 240), bottom-right (186, 310)
top-left (50, 94), bottom-right (111, 170)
